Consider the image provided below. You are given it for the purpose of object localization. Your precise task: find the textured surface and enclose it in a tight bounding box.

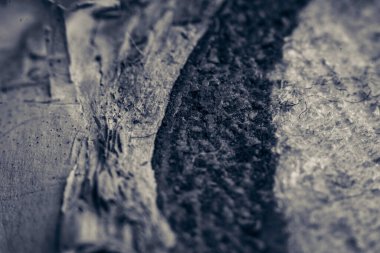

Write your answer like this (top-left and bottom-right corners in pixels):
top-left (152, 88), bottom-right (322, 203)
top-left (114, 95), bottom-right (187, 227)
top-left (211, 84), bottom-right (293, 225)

top-left (152, 1), bottom-right (308, 252)
top-left (1, 0), bottom-right (380, 253)
top-left (270, 0), bottom-right (380, 252)
top-left (0, 1), bottom-right (75, 252)
top-left (60, 1), bottom-right (223, 253)
top-left (0, 1), bottom-right (222, 252)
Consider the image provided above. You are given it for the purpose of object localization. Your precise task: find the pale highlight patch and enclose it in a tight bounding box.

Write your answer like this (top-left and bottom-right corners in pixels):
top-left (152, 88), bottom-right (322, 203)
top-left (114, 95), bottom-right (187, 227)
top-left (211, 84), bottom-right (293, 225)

top-left (270, 0), bottom-right (380, 252)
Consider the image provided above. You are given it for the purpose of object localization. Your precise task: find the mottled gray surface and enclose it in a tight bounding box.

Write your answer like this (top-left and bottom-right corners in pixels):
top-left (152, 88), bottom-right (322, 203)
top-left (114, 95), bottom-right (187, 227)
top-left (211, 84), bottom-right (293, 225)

top-left (0, 0), bottom-right (380, 253)
top-left (271, 0), bottom-right (380, 252)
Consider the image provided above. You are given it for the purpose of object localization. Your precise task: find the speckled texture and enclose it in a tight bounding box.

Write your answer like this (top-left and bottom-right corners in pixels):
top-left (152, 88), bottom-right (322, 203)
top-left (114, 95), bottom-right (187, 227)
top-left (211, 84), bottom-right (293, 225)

top-left (152, 0), bottom-right (308, 252)
top-left (0, 1), bottom-right (222, 252)
top-left (59, 1), bottom-right (223, 253)
top-left (270, 0), bottom-right (380, 252)
top-left (0, 1), bottom-right (76, 253)
top-left (2, 0), bottom-right (380, 252)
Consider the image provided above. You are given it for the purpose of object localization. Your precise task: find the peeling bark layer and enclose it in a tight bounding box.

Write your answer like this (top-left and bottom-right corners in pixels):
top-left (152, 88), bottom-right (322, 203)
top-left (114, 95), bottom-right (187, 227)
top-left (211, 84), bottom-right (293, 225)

top-left (59, 1), bottom-right (223, 253)
top-left (152, 1), bottom-right (308, 252)
top-left (0, 0), bottom-right (222, 252)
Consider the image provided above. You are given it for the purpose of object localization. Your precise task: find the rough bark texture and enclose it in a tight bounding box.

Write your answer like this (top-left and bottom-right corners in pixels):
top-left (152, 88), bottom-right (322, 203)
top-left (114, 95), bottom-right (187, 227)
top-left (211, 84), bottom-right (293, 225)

top-left (152, 1), bottom-right (308, 252)
top-left (1, 0), bottom-right (380, 253)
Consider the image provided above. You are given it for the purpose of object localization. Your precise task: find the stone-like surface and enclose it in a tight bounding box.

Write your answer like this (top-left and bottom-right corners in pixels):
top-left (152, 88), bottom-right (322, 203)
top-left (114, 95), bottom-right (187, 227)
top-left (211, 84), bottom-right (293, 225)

top-left (152, 1), bottom-right (308, 252)
top-left (270, 0), bottom-right (380, 252)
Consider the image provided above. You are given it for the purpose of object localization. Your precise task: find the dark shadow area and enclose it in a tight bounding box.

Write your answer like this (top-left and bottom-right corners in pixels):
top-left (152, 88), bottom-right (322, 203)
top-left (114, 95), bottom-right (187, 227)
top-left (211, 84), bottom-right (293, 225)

top-left (152, 0), bottom-right (309, 252)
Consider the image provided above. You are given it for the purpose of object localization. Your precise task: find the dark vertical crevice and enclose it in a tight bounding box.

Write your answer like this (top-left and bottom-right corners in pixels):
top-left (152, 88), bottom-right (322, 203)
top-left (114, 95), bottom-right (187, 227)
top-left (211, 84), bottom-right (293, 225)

top-left (152, 0), bottom-right (309, 252)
